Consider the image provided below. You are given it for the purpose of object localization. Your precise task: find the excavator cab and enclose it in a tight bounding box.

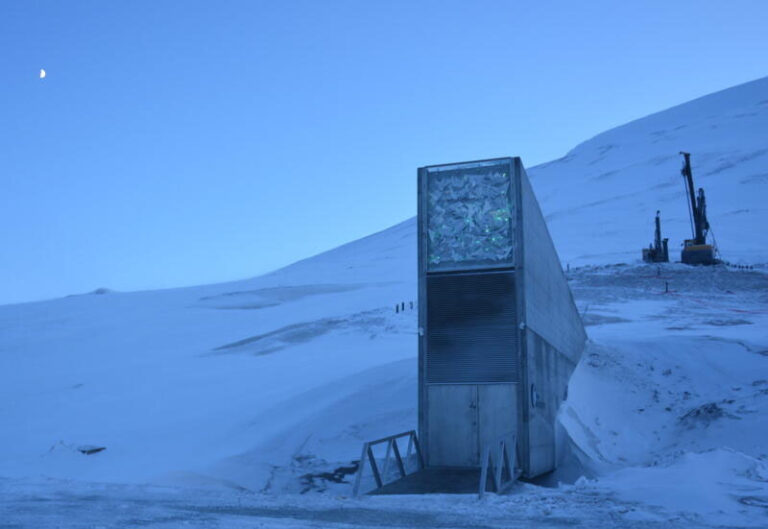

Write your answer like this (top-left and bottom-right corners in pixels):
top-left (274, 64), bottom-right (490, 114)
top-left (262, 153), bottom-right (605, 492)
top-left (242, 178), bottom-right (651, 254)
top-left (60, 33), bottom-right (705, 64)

top-left (681, 239), bottom-right (715, 265)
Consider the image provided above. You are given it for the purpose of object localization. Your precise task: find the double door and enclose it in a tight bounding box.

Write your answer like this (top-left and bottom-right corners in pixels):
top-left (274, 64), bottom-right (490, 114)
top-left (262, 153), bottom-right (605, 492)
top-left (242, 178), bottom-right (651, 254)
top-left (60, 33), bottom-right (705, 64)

top-left (426, 383), bottom-right (517, 467)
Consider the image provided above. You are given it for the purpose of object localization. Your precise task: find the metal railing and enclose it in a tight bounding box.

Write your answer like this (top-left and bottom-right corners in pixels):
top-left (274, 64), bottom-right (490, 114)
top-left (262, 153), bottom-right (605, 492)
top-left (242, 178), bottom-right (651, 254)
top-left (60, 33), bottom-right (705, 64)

top-left (478, 433), bottom-right (520, 498)
top-left (352, 430), bottom-right (424, 497)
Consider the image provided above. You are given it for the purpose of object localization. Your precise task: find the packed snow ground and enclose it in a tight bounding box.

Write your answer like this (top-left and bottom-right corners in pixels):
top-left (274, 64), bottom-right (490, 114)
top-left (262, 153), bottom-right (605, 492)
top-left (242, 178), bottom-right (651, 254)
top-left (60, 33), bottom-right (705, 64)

top-left (1, 77), bottom-right (767, 527)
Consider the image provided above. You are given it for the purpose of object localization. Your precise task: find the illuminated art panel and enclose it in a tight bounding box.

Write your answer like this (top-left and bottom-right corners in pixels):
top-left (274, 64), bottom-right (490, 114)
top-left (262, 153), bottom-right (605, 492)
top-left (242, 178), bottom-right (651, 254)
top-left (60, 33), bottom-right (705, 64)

top-left (426, 160), bottom-right (516, 271)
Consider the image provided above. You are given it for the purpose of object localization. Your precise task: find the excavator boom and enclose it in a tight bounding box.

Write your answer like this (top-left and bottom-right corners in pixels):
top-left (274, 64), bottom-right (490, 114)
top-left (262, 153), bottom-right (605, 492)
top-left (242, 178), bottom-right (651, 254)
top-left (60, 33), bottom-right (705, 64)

top-left (679, 152), bottom-right (716, 265)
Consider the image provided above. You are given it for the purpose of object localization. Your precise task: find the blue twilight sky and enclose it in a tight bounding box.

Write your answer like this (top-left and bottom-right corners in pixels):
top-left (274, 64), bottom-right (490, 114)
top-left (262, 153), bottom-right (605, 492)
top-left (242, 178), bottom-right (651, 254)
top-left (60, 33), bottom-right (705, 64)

top-left (1, 1), bottom-right (767, 304)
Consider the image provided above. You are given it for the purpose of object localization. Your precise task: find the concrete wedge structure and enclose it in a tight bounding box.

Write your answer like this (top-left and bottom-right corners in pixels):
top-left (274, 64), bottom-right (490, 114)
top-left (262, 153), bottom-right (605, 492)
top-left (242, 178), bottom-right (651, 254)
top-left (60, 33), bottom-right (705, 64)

top-left (418, 157), bottom-right (586, 479)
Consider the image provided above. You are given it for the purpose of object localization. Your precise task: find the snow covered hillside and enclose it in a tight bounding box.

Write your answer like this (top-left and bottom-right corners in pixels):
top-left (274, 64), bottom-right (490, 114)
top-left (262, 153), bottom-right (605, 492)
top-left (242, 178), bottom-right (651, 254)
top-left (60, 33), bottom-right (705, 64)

top-left (1, 77), bottom-right (767, 527)
top-left (528, 75), bottom-right (768, 266)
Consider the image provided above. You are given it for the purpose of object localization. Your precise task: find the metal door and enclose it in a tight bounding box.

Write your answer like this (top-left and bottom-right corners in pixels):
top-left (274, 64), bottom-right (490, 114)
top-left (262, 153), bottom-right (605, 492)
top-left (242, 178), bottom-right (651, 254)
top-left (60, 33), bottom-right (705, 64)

top-left (427, 385), bottom-right (478, 466)
top-left (478, 384), bottom-right (518, 458)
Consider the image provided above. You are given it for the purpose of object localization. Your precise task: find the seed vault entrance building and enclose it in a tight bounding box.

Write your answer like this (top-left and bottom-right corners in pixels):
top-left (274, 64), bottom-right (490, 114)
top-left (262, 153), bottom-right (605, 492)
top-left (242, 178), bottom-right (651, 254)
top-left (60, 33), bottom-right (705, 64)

top-left (418, 157), bottom-right (586, 479)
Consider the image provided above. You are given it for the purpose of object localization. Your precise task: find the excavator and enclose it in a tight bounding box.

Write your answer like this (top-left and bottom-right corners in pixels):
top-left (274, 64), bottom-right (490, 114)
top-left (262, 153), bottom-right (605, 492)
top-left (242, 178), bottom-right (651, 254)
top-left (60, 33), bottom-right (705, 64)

top-left (679, 152), bottom-right (717, 265)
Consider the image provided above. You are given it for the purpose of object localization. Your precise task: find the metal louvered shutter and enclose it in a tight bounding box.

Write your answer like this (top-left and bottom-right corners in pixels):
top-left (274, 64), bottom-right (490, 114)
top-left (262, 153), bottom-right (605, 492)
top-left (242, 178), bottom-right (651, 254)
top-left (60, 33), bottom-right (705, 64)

top-left (426, 271), bottom-right (518, 383)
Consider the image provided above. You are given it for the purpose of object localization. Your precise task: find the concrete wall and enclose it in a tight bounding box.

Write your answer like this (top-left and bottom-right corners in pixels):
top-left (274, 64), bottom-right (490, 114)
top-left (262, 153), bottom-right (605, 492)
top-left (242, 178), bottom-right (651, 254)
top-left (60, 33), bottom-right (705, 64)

top-left (518, 161), bottom-right (586, 363)
top-left (418, 158), bottom-right (585, 477)
top-left (516, 160), bottom-right (586, 477)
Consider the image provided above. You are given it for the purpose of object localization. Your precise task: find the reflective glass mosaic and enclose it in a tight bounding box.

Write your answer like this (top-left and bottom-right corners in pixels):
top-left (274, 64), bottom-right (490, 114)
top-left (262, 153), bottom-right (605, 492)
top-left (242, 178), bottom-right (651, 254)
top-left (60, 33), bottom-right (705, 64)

top-left (426, 161), bottom-right (515, 271)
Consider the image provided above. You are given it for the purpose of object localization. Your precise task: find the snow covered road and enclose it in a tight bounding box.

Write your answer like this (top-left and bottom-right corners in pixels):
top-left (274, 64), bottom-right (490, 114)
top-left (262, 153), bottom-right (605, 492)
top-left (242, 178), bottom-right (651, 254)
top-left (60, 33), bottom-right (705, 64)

top-left (0, 476), bottom-right (715, 529)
